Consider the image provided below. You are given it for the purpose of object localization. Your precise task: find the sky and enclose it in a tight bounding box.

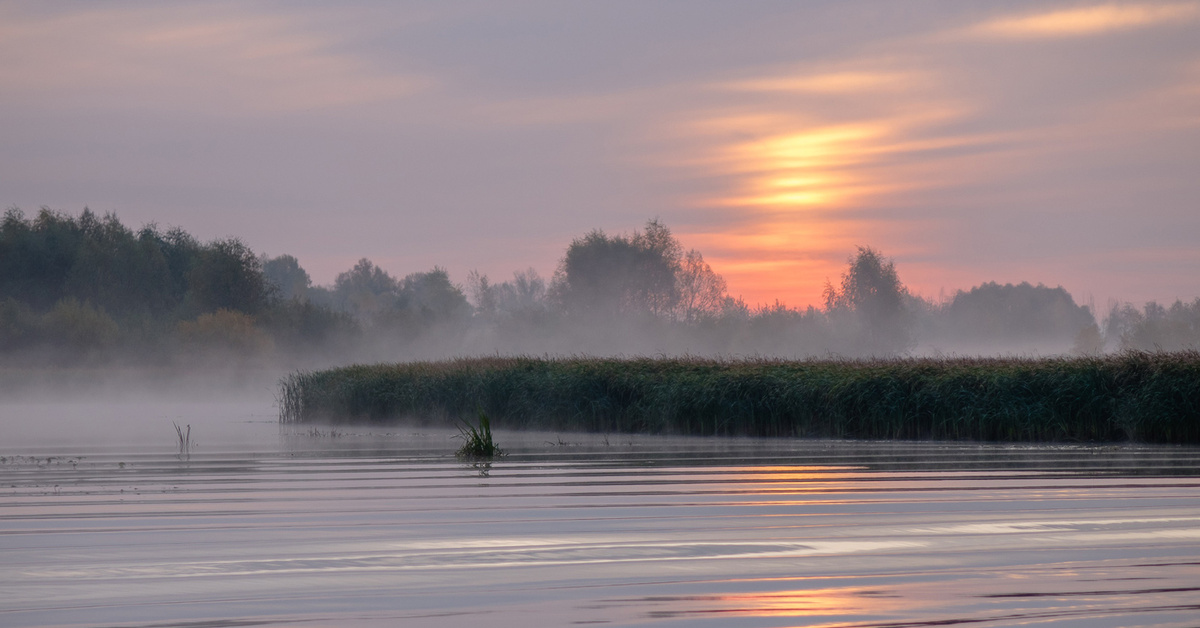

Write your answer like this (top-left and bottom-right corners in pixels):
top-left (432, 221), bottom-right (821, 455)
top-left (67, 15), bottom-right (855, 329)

top-left (2, 1), bottom-right (1198, 310)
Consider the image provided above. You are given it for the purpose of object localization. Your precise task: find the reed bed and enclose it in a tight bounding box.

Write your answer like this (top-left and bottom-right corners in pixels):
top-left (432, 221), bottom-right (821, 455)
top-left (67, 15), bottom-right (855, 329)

top-left (277, 352), bottom-right (1200, 443)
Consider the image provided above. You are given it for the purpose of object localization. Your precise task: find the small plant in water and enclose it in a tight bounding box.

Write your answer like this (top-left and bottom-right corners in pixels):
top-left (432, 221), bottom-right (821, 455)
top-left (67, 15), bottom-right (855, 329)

top-left (456, 408), bottom-right (502, 459)
top-left (173, 422), bottom-right (192, 458)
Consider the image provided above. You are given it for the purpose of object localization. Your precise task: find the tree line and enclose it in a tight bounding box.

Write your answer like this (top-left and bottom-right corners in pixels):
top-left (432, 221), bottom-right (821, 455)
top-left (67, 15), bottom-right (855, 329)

top-left (1, 207), bottom-right (1196, 366)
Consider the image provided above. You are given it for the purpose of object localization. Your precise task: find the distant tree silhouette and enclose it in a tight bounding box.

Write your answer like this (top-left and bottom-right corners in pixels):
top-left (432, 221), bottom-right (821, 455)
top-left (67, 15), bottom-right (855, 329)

top-left (629, 219), bottom-right (683, 317)
top-left (501, 268), bottom-right (548, 318)
top-left (0, 207), bottom-right (267, 322)
top-left (185, 238), bottom-right (270, 316)
top-left (945, 281), bottom-right (1094, 348)
top-left (1107, 299), bottom-right (1200, 351)
top-left (64, 211), bottom-right (173, 319)
top-left (5, 207), bottom-right (1196, 363)
top-left (824, 246), bottom-right (912, 355)
top-left (675, 249), bottom-right (727, 323)
top-left (397, 267), bottom-right (471, 324)
top-left (41, 298), bottom-right (120, 357)
top-left (333, 258), bottom-right (399, 320)
top-left (468, 268), bottom-right (548, 320)
top-left (263, 254), bottom-right (311, 301)
top-left (177, 309), bottom-right (273, 356)
top-left (466, 270), bottom-right (498, 318)
top-left (0, 298), bottom-right (38, 351)
top-left (1073, 322), bottom-right (1104, 356)
top-left (1, 208), bottom-right (87, 310)
top-left (552, 219), bottom-right (682, 319)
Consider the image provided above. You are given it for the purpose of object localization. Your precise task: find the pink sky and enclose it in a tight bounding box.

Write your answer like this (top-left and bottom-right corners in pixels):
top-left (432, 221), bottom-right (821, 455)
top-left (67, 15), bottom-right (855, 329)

top-left (2, 1), bottom-right (1198, 309)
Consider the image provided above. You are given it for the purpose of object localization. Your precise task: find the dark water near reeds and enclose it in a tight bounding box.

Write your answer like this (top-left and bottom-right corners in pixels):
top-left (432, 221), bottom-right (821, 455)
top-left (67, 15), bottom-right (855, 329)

top-left (3, 400), bottom-right (1200, 627)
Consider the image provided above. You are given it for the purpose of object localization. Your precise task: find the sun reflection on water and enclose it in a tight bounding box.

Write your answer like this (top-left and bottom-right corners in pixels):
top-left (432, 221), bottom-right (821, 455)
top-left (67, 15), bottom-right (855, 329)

top-left (633, 585), bottom-right (905, 623)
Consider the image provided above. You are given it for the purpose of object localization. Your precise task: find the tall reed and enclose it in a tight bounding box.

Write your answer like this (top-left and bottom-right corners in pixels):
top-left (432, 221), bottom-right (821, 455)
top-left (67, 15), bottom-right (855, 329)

top-left (277, 352), bottom-right (1200, 443)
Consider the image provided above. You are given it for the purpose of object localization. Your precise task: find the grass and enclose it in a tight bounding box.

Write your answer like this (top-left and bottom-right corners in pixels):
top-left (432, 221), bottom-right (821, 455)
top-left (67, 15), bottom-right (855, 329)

top-left (456, 408), bottom-right (502, 459)
top-left (277, 352), bottom-right (1200, 444)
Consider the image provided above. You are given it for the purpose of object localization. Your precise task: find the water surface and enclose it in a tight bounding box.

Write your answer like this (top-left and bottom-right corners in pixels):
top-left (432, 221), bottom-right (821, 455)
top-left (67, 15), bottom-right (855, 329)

top-left (2, 404), bottom-right (1199, 627)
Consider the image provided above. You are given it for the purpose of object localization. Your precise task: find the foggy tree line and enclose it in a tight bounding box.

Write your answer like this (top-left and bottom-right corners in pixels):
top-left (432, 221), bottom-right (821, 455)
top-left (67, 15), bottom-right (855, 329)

top-left (0, 207), bottom-right (354, 362)
top-left (1, 207), bottom-right (1196, 365)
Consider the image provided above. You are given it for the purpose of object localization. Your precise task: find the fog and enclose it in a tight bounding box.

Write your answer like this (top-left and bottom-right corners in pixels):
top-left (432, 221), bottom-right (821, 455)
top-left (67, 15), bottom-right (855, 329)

top-left (0, 359), bottom-right (283, 452)
top-left (2, 206), bottom-right (1198, 449)
top-left (3, 208), bottom-right (1197, 381)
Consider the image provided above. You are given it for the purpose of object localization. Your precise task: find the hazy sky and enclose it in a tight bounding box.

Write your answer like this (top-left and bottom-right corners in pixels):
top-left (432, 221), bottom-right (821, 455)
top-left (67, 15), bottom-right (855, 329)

top-left (2, 1), bottom-right (1197, 308)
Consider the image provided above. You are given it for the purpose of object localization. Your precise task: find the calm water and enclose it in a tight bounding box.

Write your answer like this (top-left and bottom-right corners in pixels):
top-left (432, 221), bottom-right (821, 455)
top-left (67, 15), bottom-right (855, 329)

top-left (2, 401), bottom-right (1200, 627)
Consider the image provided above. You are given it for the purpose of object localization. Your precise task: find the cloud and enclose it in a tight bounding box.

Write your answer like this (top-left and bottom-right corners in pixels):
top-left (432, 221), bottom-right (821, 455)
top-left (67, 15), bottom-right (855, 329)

top-left (964, 3), bottom-right (1199, 39)
top-left (656, 94), bottom-right (1015, 304)
top-left (717, 70), bottom-right (924, 94)
top-left (0, 4), bottom-right (428, 116)
top-left (635, 5), bottom-right (1200, 306)
top-left (698, 109), bottom-right (999, 211)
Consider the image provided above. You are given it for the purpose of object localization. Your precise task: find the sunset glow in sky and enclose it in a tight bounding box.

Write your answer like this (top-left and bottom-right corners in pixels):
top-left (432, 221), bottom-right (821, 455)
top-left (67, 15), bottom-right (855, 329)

top-left (2, 1), bottom-right (1198, 308)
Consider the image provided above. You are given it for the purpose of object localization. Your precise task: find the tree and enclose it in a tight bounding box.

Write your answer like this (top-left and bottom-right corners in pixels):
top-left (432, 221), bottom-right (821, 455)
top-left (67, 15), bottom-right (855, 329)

top-left (945, 281), bottom-right (1095, 348)
top-left (1109, 299), bottom-right (1200, 351)
top-left (185, 238), bottom-right (270, 315)
top-left (824, 246), bottom-right (912, 355)
top-left (0, 298), bottom-right (38, 351)
top-left (0, 208), bottom-right (183, 321)
top-left (263, 254), bottom-right (312, 301)
top-left (158, 227), bottom-right (202, 309)
top-left (397, 267), bottom-right (471, 324)
top-left (629, 219), bottom-right (683, 317)
top-left (675, 249), bottom-right (727, 323)
top-left (502, 268), bottom-right (548, 317)
top-left (553, 219), bottom-right (683, 319)
top-left (40, 298), bottom-right (120, 355)
top-left (0, 207), bottom-right (82, 310)
top-left (65, 211), bottom-right (173, 319)
top-left (332, 258), bottom-right (399, 320)
top-left (466, 270), bottom-right (499, 318)
top-left (469, 268), bottom-right (549, 324)
top-left (1073, 323), bottom-right (1104, 356)
top-left (176, 309), bottom-right (273, 356)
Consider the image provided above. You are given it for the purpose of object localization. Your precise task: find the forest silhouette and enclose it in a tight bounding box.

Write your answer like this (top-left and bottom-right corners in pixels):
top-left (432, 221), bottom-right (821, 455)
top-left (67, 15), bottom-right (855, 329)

top-left (2, 207), bottom-right (1197, 369)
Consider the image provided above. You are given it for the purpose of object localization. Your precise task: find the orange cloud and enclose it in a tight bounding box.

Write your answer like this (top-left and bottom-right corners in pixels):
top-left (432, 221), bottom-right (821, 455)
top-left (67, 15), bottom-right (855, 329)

top-left (712, 120), bottom-right (944, 210)
top-left (633, 5), bottom-right (1200, 310)
top-left (966, 3), bottom-right (1198, 38)
top-left (718, 70), bottom-right (923, 94)
top-left (670, 103), bottom-right (1007, 306)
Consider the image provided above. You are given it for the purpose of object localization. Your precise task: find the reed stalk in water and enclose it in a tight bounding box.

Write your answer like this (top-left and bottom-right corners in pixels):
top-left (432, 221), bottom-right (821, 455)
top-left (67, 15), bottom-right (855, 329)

top-left (456, 408), bottom-right (502, 459)
top-left (173, 422), bottom-right (192, 457)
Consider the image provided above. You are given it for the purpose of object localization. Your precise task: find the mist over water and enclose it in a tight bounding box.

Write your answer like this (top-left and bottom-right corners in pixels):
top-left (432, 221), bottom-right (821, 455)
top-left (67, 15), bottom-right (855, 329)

top-left (0, 359), bottom-right (284, 453)
top-left (3, 257), bottom-right (1198, 627)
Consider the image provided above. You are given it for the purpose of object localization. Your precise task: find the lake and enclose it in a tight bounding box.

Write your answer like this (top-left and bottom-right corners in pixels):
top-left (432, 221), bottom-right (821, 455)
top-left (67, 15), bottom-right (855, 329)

top-left (2, 398), bottom-right (1200, 627)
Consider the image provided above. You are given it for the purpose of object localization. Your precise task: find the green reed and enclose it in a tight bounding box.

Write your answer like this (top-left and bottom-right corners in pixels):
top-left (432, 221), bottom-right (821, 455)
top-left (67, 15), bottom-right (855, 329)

top-left (277, 351), bottom-right (1200, 443)
top-left (456, 408), bottom-right (502, 459)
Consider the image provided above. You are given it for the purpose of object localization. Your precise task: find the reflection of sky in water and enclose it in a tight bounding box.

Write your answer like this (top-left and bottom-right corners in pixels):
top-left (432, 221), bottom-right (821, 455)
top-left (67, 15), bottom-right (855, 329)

top-left (3, 407), bottom-right (1200, 627)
